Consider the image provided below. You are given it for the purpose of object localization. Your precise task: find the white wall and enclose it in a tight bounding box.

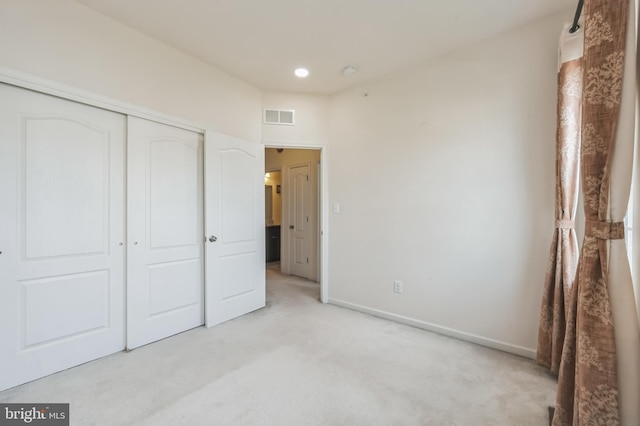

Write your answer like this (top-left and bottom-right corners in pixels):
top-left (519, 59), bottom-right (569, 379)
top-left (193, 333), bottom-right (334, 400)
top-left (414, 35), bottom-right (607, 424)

top-left (1, 0), bottom-right (576, 356)
top-left (327, 10), bottom-right (571, 356)
top-left (262, 92), bottom-right (330, 146)
top-left (0, 0), bottom-right (262, 142)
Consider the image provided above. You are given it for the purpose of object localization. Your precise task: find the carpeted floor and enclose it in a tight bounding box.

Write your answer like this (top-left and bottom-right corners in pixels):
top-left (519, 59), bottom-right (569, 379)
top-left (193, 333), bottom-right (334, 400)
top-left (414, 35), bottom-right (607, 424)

top-left (0, 266), bottom-right (557, 425)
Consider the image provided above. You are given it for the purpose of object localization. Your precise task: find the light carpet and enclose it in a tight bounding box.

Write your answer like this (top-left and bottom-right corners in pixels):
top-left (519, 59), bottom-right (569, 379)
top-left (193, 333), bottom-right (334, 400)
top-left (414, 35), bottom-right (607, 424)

top-left (0, 267), bottom-right (557, 425)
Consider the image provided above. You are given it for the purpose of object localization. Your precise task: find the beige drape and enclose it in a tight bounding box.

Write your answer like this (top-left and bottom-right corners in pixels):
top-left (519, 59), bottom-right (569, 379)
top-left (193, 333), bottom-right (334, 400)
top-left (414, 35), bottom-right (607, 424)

top-left (552, 0), bottom-right (640, 424)
top-left (537, 24), bottom-right (583, 374)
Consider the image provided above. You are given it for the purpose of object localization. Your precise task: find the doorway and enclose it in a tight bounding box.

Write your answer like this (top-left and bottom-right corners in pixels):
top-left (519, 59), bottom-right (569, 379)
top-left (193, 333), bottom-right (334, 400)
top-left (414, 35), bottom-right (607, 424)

top-left (265, 148), bottom-right (322, 285)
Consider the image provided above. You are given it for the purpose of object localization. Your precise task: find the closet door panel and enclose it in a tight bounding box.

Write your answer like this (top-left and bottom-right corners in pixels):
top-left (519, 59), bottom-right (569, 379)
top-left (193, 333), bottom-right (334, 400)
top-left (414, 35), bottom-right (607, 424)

top-left (23, 118), bottom-right (108, 258)
top-left (127, 117), bottom-right (204, 350)
top-left (204, 131), bottom-right (265, 327)
top-left (0, 83), bottom-right (126, 392)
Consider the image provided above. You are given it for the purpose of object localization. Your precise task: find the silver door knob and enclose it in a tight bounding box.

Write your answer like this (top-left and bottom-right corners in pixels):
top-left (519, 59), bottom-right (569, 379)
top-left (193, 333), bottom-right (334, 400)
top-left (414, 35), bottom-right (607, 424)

top-left (209, 236), bottom-right (217, 242)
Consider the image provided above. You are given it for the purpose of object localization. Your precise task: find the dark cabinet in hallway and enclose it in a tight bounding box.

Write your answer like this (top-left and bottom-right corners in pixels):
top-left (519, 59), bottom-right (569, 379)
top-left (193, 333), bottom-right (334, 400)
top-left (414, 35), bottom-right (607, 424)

top-left (266, 225), bottom-right (281, 262)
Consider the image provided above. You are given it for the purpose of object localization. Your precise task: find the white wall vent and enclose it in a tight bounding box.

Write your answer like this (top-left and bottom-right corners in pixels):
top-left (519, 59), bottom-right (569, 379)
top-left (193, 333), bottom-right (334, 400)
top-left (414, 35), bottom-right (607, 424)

top-left (264, 109), bottom-right (295, 126)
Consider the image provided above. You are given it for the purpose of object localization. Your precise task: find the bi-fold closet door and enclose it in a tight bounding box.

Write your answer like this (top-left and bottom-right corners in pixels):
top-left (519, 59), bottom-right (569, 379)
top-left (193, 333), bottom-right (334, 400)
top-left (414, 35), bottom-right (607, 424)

top-left (0, 84), bottom-right (127, 391)
top-left (0, 83), bottom-right (265, 391)
top-left (126, 117), bottom-right (205, 350)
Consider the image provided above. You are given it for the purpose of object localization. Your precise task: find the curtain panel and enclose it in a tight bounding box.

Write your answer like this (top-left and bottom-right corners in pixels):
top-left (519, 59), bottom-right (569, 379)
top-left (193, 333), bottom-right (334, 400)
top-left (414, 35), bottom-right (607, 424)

top-left (553, 0), bottom-right (640, 424)
top-left (537, 24), bottom-right (583, 375)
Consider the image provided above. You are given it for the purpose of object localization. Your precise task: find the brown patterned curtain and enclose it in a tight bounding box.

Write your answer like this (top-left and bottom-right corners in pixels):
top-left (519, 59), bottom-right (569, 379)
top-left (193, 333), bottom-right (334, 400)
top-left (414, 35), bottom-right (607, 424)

top-left (552, 0), bottom-right (640, 424)
top-left (537, 25), bottom-right (583, 374)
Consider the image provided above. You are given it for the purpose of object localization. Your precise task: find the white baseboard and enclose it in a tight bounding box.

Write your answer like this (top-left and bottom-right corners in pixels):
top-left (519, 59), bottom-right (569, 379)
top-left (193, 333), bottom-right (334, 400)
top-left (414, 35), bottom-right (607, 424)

top-left (328, 298), bottom-right (536, 360)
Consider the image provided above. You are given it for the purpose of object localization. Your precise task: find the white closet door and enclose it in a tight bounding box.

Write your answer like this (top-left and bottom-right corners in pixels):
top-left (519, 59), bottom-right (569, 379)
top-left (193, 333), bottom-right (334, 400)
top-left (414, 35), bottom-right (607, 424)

top-left (127, 117), bottom-right (204, 350)
top-left (0, 83), bottom-right (126, 391)
top-left (204, 131), bottom-right (265, 327)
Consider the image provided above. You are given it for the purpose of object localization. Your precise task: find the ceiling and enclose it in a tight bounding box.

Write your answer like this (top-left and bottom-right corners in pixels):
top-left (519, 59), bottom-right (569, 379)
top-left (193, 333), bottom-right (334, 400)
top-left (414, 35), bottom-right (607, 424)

top-left (75, 0), bottom-right (576, 94)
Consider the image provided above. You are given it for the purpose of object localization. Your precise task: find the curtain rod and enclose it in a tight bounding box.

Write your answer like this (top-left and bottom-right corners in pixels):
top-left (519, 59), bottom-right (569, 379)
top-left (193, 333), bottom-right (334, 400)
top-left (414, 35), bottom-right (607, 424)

top-left (569, 0), bottom-right (584, 33)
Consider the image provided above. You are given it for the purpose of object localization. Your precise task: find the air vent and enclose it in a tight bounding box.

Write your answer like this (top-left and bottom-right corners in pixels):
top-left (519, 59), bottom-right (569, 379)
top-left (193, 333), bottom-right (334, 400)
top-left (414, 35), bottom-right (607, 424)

top-left (264, 109), bottom-right (295, 126)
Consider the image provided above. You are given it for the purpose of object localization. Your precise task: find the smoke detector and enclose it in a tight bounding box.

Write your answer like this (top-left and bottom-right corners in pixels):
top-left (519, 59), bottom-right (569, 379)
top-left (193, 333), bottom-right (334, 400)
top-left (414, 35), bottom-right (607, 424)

top-left (343, 66), bottom-right (358, 77)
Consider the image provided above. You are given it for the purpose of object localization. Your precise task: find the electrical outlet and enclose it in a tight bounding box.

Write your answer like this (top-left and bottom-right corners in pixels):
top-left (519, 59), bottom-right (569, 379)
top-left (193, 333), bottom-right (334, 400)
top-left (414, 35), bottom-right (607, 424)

top-left (393, 280), bottom-right (403, 294)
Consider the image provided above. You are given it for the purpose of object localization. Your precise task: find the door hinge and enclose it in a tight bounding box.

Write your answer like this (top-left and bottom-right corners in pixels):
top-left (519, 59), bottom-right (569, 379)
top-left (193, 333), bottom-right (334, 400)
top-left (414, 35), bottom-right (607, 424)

top-left (307, 257), bottom-right (309, 263)
top-left (306, 175), bottom-right (309, 181)
top-left (307, 216), bottom-right (309, 223)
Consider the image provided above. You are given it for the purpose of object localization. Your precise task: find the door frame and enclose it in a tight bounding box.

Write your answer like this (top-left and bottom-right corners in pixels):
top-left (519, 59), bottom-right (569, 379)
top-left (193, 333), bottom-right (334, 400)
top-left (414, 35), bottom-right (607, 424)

top-left (265, 144), bottom-right (329, 304)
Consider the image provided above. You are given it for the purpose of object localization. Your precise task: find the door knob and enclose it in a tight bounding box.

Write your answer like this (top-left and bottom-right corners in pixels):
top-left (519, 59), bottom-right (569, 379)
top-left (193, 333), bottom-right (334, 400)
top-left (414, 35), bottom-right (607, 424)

top-left (289, 225), bottom-right (294, 229)
top-left (209, 236), bottom-right (218, 242)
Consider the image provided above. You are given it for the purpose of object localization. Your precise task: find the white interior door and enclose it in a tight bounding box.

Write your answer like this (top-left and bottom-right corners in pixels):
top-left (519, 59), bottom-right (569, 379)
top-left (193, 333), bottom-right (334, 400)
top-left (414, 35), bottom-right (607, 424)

top-left (127, 117), bottom-right (204, 350)
top-left (0, 83), bottom-right (126, 391)
top-left (289, 164), bottom-right (311, 279)
top-left (204, 131), bottom-right (265, 327)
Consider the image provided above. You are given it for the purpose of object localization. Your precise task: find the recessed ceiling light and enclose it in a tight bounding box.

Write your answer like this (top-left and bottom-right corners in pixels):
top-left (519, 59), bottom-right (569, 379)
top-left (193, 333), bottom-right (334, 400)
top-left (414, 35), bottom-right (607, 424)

top-left (294, 68), bottom-right (309, 78)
